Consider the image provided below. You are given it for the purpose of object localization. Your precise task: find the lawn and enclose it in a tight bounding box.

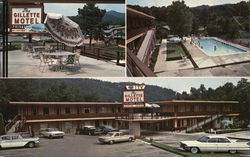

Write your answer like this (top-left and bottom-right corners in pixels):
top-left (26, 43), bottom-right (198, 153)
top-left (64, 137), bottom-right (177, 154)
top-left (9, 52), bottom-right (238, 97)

top-left (141, 138), bottom-right (242, 157)
top-left (239, 31), bottom-right (250, 39)
top-left (166, 43), bottom-right (187, 61)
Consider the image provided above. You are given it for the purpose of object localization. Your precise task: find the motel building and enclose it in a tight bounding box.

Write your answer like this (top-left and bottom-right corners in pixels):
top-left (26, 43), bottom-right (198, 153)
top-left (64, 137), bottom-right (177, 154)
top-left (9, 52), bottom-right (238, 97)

top-left (4, 98), bottom-right (239, 136)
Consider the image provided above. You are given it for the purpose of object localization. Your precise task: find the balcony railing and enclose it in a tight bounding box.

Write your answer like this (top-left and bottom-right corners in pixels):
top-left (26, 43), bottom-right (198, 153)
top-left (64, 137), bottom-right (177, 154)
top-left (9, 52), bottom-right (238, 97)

top-left (116, 111), bottom-right (239, 121)
top-left (24, 113), bottom-right (116, 120)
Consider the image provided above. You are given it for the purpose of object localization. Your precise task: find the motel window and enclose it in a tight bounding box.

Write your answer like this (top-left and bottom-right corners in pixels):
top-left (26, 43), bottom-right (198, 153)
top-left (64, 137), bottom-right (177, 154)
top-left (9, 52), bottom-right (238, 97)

top-left (101, 106), bottom-right (107, 113)
top-left (194, 105), bottom-right (199, 112)
top-left (190, 105), bottom-right (194, 112)
top-left (163, 106), bottom-right (167, 112)
top-left (83, 108), bottom-right (90, 114)
top-left (65, 107), bottom-right (71, 114)
top-left (32, 108), bottom-right (37, 116)
top-left (56, 108), bottom-right (60, 115)
top-left (112, 106), bottom-right (115, 113)
top-left (180, 104), bottom-right (186, 112)
top-left (43, 107), bottom-right (49, 115)
top-left (118, 107), bottom-right (121, 113)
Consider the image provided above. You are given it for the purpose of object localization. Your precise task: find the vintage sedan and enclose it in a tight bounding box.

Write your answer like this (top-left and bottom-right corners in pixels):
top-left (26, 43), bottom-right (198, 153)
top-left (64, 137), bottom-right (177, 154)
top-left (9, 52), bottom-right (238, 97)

top-left (0, 134), bottom-right (40, 149)
top-left (180, 135), bottom-right (250, 154)
top-left (98, 132), bottom-right (134, 144)
top-left (40, 128), bottom-right (65, 138)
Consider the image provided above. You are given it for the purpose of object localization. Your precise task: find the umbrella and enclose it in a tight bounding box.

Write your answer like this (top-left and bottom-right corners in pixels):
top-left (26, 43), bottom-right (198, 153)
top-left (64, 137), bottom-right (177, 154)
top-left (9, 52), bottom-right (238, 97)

top-left (44, 13), bottom-right (84, 47)
top-left (25, 24), bottom-right (47, 32)
top-left (221, 120), bottom-right (233, 125)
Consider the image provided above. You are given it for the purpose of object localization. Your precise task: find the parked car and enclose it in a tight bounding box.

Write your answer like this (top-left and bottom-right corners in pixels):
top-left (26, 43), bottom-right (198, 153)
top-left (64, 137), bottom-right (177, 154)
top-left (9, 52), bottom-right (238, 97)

top-left (98, 132), bottom-right (134, 144)
top-left (180, 135), bottom-right (250, 154)
top-left (0, 133), bottom-right (40, 149)
top-left (39, 128), bottom-right (65, 139)
top-left (99, 125), bottom-right (119, 134)
top-left (75, 125), bottom-right (103, 135)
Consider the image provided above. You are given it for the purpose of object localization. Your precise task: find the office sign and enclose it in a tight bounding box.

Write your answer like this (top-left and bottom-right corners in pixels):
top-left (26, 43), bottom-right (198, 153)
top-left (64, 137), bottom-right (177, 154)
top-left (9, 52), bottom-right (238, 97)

top-left (10, 4), bottom-right (44, 33)
top-left (123, 85), bottom-right (146, 108)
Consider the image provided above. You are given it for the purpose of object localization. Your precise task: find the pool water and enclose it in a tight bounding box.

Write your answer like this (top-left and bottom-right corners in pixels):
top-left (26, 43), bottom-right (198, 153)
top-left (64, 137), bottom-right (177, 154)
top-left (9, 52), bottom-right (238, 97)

top-left (194, 38), bottom-right (247, 56)
top-left (243, 133), bottom-right (250, 136)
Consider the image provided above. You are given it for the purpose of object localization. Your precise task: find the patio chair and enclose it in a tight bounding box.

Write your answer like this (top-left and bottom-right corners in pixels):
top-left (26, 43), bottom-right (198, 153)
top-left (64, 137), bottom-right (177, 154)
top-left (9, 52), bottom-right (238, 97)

top-left (75, 50), bottom-right (81, 67)
top-left (39, 54), bottom-right (55, 72)
top-left (27, 46), bottom-right (34, 57)
top-left (63, 54), bottom-right (77, 71)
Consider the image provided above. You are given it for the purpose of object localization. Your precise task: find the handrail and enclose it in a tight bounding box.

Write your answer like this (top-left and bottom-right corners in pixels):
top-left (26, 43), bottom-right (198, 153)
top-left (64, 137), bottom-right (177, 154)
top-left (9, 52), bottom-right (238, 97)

top-left (5, 115), bottom-right (21, 133)
top-left (127, 50), bottom-right (156, 77)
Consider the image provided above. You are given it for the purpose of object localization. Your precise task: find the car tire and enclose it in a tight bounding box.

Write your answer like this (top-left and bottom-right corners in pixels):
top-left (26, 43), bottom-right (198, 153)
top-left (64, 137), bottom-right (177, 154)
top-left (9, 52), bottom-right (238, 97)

top-left (28, 142), bottom-right (35, 148)
top-left (61, 136), bottom-right (64, 138)
top-left (49, 135), bottom-right (53, 139)
top-left (76, 131), bottom-right (80, 135)
top-left (190, 147), bottom-right (199, 154)
top-left (128, 137), bottom-right (133, 142)
top-left (109, 140), bottom-right (114, 145)
top-left (88, 132), bottom-right (92, 136)
top-left (229, 150), bottom-right (237, 154)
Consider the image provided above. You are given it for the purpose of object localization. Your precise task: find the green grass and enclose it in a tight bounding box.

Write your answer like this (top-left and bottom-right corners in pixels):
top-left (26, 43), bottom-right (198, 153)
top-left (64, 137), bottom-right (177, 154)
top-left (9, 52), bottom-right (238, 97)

top-left (141, 138), bottom-right (241, 157)
top-left (167, 43), bottom-right (186, 61)
top-left (239, 31), bottom-right (250, 39)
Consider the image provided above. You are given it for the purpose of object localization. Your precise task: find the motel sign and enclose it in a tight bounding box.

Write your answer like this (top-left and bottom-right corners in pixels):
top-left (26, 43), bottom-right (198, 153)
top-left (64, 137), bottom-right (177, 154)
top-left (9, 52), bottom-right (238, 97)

top-left (123, 85), bottom-right (146, 108)
top-left (10, 4), bottom-right (43, 33)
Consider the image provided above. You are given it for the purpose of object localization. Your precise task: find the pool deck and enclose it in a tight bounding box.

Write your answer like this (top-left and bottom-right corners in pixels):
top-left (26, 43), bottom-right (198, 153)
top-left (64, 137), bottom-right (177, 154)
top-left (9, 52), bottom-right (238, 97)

top-left (184, 37), bottom-right (250, 69)
top-left (154, 39), bottom-right (193, 76)
top-left (8, 50), bottom-right (125, 77)
top-left (154, 38), bottom-right (250, 76)
top-left (226, 131), bottom-right (250, 140)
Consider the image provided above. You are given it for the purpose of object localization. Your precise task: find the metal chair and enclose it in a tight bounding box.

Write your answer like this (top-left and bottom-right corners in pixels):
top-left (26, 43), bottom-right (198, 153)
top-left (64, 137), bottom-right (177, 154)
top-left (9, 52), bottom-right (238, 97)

top-left (39, 54), bottom-right (55, 72)
top-left (63, 54), bottom-right (77, 71)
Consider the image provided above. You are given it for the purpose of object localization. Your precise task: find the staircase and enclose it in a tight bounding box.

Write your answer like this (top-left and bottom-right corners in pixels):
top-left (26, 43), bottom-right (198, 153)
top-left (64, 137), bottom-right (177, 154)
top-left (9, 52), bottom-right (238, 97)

top-left (5, 115), bottom-right (26, 134)
top-left (182, 114), bottom-right (223, 133)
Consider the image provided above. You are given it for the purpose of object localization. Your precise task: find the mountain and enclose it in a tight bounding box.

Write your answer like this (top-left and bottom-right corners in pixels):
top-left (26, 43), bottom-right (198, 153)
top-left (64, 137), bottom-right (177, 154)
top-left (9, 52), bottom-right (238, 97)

top-left (192, 5), bottom-right (210, 10)
top-left (0, 79), bottom-right (179, 102)
top-left (102, 11), bottom-right (125, 25)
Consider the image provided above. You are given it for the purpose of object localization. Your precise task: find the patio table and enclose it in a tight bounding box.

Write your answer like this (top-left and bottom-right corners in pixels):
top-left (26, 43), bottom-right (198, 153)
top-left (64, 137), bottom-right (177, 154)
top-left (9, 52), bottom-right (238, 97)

top-left (42, 51), bottom-right (76, 70)
top-left (33, 46), bottom-right (46, 57)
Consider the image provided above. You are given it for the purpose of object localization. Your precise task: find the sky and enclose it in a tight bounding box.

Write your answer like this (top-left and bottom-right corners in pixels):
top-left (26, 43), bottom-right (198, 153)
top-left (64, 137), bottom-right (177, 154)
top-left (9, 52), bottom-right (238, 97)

top-left (95, 77), bottom-right (244, 93)
top-left (127, 0), bottom-right (248, 8)
top-left (44, 3), bottom-right (125, 16)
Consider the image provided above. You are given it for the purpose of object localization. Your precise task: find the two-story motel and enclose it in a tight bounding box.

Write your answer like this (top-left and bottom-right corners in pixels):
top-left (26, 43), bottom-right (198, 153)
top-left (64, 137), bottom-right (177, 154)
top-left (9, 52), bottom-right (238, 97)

top-left (5, 100), bottom-right (239, 136)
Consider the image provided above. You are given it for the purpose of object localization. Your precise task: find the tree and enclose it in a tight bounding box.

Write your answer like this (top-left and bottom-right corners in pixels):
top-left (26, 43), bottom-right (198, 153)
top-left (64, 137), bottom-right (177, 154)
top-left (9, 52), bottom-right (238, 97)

top-left (77, 4), bottom-right (106, 46)
top-left (166, 1), bottom-right (193, 37)
top-left (0, 113), bottom-right (4, 135)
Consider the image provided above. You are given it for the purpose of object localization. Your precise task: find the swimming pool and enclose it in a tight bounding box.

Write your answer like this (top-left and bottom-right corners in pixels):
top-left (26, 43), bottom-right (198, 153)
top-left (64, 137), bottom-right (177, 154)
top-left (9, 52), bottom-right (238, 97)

top-left (194, 38), bottom-right (247, 56)
top-left (243, 132), bottom-right (250, 136)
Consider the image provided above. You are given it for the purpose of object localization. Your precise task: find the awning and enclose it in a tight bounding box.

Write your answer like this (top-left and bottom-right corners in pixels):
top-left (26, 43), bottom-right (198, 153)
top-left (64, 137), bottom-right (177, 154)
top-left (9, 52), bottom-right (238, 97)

top-left (44, 13), bottom-right (84, 47)
top-left (25, 24), bottom-right (47, 33)
top-left (145, 103), bottom-right (160, 108)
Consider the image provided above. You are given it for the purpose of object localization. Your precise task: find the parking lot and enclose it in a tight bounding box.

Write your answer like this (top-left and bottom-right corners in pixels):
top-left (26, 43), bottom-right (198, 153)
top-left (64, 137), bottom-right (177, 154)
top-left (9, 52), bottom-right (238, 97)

top-left (0, 135), bottom-right (180, 157)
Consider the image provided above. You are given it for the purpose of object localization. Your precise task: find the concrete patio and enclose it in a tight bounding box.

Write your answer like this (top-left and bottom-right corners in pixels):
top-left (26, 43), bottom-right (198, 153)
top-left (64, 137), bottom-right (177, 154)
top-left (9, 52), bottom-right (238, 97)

top-left (8, 50), bottom-right (125, 77)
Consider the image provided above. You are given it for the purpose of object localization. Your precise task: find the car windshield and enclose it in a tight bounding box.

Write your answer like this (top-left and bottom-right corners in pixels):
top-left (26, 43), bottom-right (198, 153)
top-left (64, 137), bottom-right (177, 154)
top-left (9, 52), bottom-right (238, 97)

top-left (105, 133), bottom-right (114, 136)
top-left (197, 136), bottom-right (210, 142)
top-left (49, 128), bottom-right (59, 131)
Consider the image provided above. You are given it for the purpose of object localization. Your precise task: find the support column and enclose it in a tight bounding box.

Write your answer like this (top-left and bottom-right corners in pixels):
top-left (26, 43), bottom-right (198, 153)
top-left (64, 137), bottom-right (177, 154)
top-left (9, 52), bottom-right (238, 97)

top-left (129, 121), bottom-right (140, 137)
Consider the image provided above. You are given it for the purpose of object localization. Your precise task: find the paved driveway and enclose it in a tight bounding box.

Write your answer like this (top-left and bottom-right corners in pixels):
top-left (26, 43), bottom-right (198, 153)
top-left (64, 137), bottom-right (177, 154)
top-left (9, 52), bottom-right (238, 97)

top-left (0, 135), bottom-right (180, 157)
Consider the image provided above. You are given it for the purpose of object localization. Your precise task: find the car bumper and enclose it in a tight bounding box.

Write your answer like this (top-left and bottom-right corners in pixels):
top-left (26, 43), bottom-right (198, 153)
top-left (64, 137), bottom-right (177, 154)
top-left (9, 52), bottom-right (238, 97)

top-left (180, 143), bottom-right (190, 151)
